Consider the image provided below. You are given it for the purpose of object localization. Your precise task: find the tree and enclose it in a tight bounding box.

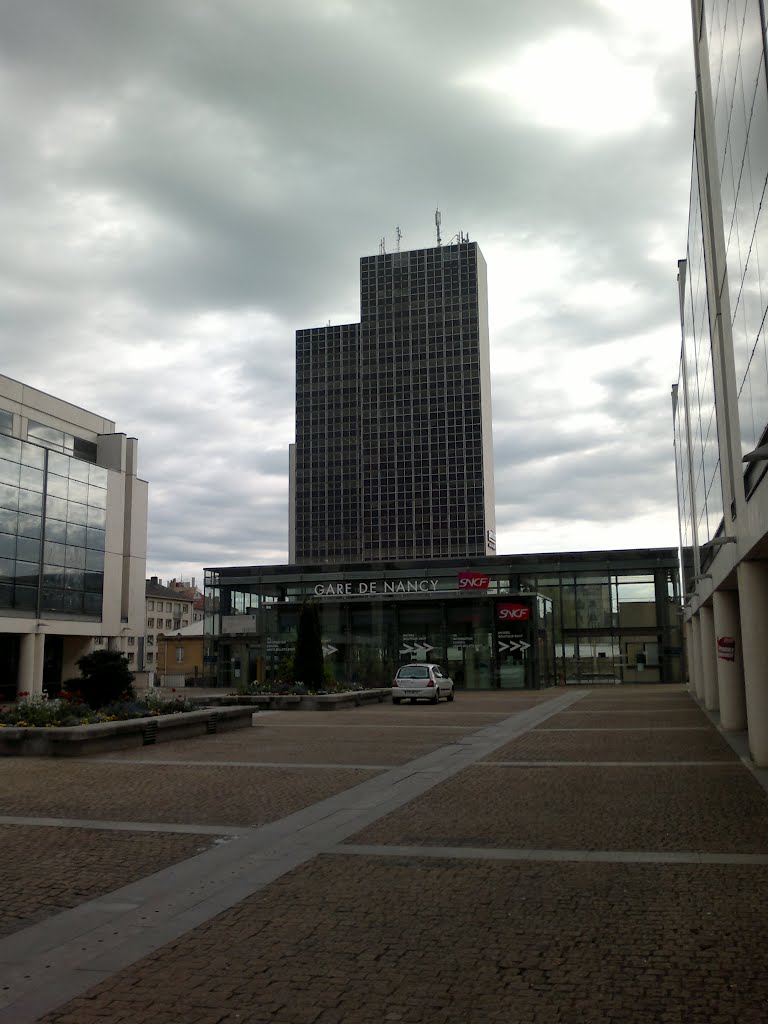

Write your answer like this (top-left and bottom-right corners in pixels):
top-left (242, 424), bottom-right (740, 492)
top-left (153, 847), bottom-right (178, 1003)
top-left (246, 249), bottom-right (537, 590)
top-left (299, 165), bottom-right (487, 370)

top-left (292, 602), bottom-right (325, 689)
top-left (71, 650), bottom-right (136, 707)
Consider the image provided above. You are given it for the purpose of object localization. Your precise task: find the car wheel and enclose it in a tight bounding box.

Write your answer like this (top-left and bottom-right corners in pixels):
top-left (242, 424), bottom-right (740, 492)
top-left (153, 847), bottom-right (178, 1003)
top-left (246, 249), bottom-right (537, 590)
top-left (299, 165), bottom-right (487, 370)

top-left (393, 698), bottom-right (401, 705)
top-left (447, 689), bottom-right (454, 702)
top-left (431, 688), bottom-right (440, 705)
top-left (411, 697), bottom-right (418, 704)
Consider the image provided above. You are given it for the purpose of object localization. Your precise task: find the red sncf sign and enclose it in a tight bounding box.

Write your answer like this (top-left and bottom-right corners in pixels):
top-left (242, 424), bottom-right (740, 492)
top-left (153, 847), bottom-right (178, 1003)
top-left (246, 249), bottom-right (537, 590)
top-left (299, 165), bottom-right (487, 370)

top-left (497, 603), bottom-right (530, 621)
top-left (458, 571), bottom-right (490, 590)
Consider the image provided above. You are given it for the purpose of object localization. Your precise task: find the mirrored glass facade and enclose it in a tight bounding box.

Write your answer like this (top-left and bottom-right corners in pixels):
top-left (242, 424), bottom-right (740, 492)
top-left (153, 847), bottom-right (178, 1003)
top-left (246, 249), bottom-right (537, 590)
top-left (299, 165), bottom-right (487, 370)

top-left (705, 0), bottom-right (768, 465)
top-left (0, 432), bottom-right (106, 616)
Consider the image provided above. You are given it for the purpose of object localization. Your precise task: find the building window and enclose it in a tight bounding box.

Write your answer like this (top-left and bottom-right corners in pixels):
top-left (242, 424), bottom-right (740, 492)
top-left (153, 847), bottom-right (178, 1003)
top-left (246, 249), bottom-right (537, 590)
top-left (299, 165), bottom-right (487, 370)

top-left (165, 618), bottom-right (172, 628)
top-left (174, 603), bottom-right (181, 614)
top-left (127, 636), bottom-right (135, 646)
top-left (147, 618), bottom-right (154, 627)
top-left (147, 600), bottom-right (154, 610)
top-left (166, 602), bottom-right (172, 611)
top-left (93, 636), bottom-right (103, 645)
top-left (147, 653), bottom-right (154, 663)
top-left (147, 635), bottom-right (154, 646)
top-left (175, 646), bottom-right (184, 663)
top-left (182, 620), bottom-right (188, 627)
top-left (127, 652), bottom-right (134, 663)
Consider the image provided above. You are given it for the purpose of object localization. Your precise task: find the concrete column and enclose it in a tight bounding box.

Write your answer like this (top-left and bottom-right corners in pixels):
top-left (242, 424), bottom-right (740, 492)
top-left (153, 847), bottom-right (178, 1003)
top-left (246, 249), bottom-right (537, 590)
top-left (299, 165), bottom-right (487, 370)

top-left (737, 560), bottom-right (768, 766)
top-left (699, 604), bottom-right (718, 710)
top-left (712, 589), bottom-right (747, 731)
top-left (688, 614), bottom-right (696, 688)
top-left (32, 633), bottom-right (45, 696)
top-left (17, 634), bottom-right (35, 699)
top-left (690, 614), bottom-right (704, 700)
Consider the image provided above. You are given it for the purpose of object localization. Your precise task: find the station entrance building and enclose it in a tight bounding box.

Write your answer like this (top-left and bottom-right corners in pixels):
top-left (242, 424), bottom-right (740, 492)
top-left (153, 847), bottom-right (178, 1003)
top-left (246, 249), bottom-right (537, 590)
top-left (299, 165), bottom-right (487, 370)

top-left (204, 548), bottom-right (683, 691)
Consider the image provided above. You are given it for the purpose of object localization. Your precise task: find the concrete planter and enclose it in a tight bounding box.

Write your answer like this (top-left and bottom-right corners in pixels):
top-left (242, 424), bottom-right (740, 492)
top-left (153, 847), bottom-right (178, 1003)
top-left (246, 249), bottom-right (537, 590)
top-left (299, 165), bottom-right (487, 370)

top-left (188, 688), bottom-right (392, 712)
top-left (0, 705), bottom-right (256, 757)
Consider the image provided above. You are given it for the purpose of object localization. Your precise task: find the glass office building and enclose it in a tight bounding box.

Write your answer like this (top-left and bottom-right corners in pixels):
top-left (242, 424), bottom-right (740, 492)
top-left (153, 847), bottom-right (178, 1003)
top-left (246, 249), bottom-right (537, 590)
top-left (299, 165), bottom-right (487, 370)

top-left (0, 377), bottom-right (147, 701)
top-left (205, 548), bottom-right (683, 691)
top-left (674, 0), bottom-right (768, 764)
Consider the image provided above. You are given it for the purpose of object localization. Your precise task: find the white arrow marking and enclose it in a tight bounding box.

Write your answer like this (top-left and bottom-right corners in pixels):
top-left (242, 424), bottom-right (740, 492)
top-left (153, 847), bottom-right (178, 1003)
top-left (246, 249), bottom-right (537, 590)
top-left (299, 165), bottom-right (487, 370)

top-left (498, 642), bottom-right (509, 652)
top-left (322, 644), bottom-right (338, 657)
top-left (419, 642), bottom-right (434, 653)
top-left (519, 641), bottom-right (531, 652)
top-left (399, 644), bottom-right (416, 656)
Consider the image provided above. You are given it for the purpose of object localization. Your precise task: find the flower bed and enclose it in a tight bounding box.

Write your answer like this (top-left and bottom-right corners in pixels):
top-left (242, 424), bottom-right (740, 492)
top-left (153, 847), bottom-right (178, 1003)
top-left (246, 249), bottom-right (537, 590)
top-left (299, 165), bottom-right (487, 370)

top-left (0, 705), bottom-right (256, 757)
top-left (0, 691), bottom-right (196, 729)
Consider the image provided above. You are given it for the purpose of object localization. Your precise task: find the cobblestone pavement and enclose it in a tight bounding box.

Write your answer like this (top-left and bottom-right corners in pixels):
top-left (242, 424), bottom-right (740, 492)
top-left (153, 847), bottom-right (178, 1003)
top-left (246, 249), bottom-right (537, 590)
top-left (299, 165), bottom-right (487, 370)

top-left (39, 855), bottom-right (768, 1024)
top-left (0, 825), bottom-right (217, 938)
top-left (2, 686), bottom-right (768, 1023)
top-left (0, 761), bottom-right (381, 825)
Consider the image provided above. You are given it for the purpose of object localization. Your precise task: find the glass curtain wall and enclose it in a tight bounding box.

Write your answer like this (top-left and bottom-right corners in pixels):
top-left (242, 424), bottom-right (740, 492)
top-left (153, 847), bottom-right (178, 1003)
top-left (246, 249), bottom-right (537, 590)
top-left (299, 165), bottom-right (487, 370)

top-left (0, 434), bottom-right (106, 616)
top-left (704, 0), bottom-right (768, 481)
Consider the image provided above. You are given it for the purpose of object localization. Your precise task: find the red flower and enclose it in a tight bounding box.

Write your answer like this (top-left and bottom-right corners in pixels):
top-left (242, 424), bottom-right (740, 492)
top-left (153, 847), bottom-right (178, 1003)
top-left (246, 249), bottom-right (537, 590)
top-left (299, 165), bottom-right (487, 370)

top-left (18, 691), bottom-right (30, 697)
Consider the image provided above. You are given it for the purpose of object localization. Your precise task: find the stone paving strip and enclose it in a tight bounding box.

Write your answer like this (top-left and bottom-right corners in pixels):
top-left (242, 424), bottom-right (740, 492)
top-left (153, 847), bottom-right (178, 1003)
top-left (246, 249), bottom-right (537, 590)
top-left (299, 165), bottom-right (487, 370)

top-left (347, 763), bottom-right (768, 853)
top-left (35, 855), bottom-right (768, 1024)
top-left (339, 842), bottom-right (768, 864)
top-left (0, 825), bottom-right (220, 940)
top-left (0, 689), bottom-right (583, 1024)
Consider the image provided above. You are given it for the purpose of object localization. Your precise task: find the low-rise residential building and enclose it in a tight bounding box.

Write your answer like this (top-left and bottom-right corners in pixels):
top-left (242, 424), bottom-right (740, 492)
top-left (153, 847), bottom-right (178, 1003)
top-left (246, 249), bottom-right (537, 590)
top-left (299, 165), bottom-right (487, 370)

top-left (156, 619), bottom-right (204, 686)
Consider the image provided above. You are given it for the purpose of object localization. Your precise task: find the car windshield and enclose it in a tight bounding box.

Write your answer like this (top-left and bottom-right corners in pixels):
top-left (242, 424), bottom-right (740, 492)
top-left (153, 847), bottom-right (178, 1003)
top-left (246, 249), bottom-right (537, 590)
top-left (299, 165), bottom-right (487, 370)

top-left (398, 666), bottom-right (429, 679)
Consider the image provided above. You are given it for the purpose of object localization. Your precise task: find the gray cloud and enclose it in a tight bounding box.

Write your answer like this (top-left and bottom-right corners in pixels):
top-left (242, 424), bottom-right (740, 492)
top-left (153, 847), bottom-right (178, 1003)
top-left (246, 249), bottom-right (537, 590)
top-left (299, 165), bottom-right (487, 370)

top-left (0, 0), bottom-right (692, 579)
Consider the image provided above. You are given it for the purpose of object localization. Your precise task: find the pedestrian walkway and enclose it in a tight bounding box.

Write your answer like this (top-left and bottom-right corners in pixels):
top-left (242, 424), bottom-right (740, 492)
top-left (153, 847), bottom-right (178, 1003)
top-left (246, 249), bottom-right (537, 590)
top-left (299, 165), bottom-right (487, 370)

top-left (1, 686), bottom-right (767, 1023)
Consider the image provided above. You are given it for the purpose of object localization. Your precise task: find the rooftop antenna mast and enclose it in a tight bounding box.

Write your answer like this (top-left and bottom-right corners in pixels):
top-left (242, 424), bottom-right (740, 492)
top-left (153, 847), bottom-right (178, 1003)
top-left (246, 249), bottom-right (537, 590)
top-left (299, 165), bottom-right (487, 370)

top-left (435, 207), bottom-right (442, 246)
top-left (379, 236), bottom-right (386, 255)
top-left (395, 225), bottom-right (402, 252)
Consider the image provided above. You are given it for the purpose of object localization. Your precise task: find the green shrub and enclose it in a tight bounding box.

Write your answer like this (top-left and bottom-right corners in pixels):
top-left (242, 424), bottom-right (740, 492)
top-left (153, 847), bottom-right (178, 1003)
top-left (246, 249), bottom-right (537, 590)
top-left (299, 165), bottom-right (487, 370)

top-left (72, 650), bottom-right (136, 708)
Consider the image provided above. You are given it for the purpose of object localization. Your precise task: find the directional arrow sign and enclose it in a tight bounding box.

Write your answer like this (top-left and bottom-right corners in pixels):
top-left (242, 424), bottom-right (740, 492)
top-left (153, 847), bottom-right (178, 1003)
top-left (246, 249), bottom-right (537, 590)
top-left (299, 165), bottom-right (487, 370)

top-left (416, 642), bottom-right (434, 654)
top-left (400, 644), bottom-right (416, 656)
top-left (498, 640), bottom-right (531, 654)
top-left (322, 644), bottom-right (338, 658)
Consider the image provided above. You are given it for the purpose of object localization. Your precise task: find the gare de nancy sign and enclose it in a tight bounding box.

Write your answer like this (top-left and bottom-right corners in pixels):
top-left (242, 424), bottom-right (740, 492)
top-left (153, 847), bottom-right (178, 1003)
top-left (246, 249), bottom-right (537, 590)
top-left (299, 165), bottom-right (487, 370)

top-left (313, 570), bottom-right (493, 597)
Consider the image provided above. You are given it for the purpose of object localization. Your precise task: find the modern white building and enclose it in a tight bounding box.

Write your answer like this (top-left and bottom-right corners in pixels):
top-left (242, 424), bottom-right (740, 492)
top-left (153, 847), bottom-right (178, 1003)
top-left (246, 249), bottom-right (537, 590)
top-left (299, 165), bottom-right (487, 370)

top-left (674, 0), bottom-right (768, 765)
top-left (0, 376), bottom-right (148, 700)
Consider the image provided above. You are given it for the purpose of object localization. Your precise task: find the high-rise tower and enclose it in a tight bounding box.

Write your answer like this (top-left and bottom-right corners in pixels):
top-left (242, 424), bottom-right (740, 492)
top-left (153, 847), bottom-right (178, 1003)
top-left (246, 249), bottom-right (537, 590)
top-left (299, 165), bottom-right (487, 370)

top-left (292, 239), bottom-right (496, 564)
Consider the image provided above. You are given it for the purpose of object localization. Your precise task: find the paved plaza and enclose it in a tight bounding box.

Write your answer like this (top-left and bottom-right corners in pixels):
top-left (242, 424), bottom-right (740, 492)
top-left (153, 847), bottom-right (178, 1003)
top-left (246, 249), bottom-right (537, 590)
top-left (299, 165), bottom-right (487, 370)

top-left (1, 686), bottom-right (768, 1023)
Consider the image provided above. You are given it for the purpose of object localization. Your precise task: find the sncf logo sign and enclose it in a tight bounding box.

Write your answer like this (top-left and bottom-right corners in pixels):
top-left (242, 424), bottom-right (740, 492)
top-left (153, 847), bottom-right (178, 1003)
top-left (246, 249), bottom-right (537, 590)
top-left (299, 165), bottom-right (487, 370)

top-left (498, 603), bottom-right (530, 621)
top-left (458, 571), bottom-right (490, 590)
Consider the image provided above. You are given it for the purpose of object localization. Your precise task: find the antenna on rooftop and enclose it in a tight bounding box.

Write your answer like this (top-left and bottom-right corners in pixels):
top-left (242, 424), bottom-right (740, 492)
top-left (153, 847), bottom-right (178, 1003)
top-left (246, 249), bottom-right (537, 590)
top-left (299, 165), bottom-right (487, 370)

top-left (379, 237), bottom-right (386, 255)
top-left (435, 208), bottom-right (442, 246)
top-left (395, 225), bottom-right (402, 252)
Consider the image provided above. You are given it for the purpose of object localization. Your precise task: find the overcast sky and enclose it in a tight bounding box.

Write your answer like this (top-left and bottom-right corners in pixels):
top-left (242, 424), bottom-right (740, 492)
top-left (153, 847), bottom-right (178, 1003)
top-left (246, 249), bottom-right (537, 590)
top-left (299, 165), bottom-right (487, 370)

top-left (0, 0), bottom-right (695, 584)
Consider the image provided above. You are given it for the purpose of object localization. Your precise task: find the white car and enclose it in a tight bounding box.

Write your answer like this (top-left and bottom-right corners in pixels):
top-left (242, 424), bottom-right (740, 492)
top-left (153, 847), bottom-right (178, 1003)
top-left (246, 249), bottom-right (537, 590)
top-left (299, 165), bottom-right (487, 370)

top-left (392, 663), bottom-right (455, 704)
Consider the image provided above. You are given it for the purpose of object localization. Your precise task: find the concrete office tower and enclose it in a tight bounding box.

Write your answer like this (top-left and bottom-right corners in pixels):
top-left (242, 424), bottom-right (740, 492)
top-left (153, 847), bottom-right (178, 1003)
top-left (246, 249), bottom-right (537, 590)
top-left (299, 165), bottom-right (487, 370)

top-left (673, 0), bottom-right (768, 765)
top-left (292, 240), bottom-right (496, 563)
